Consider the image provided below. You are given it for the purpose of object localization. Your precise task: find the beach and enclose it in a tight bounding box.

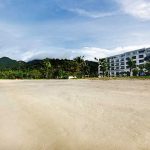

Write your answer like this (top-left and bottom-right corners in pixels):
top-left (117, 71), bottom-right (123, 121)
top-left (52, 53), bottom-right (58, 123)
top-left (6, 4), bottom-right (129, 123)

top-left (0, 80), bottom-right (150, 150)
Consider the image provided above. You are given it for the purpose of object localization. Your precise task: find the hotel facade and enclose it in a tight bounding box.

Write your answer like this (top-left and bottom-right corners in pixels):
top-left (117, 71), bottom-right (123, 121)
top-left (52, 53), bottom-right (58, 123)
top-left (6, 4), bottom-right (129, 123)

top-left (98, 48), bottom-right (150, 76)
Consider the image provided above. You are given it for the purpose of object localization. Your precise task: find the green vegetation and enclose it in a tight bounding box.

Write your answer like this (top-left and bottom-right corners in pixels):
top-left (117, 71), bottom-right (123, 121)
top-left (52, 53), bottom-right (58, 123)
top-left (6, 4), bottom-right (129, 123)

top-left (43, 58), bottom-right (52, 79)
top-left (95, 57), bottom-right (110, 77)
top-left (127, 58), bottom-right (136, 76)
top-left (0, 56), bottom-right (98, 79)
top-left (0, 56), bottom-right (150, 79)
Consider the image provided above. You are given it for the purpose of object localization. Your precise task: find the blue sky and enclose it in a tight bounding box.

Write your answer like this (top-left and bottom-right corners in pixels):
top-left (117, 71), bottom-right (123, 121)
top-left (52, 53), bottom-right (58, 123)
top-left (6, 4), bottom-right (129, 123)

top-left (0, 0), bottom-right (150, 61)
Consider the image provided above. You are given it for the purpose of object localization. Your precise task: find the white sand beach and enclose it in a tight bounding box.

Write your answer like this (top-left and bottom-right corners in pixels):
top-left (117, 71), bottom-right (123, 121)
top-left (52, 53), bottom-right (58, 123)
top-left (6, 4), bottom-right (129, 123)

top-left (0, 80), bottom-right (150, 150)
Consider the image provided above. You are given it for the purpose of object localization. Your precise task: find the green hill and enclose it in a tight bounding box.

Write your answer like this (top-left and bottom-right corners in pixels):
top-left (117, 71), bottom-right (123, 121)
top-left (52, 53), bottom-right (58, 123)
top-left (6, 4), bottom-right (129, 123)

top-left (0, 57), bottom-right (20, 70)
top-left (0, 57), bottom-right (99, 78)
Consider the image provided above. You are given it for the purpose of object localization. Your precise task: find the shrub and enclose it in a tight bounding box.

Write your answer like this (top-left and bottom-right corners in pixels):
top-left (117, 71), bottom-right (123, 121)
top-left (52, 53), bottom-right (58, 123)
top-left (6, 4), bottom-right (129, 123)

top-left (133, 69), bottom-right (139, 76)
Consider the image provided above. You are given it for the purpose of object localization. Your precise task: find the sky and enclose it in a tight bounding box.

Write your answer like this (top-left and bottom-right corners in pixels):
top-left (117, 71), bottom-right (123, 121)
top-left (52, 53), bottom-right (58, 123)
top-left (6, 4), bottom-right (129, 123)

top-left (0, 0), bottom-right (150, 61)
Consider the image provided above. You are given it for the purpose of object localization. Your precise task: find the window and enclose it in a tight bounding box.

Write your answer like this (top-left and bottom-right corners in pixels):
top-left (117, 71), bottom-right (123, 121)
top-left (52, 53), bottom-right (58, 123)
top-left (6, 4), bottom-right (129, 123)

top-left (121, 66), bottom-right (124, 69)
top-left (121, 54), bottom-right (125, 57)
top-left (116, 67), bottom-right (119, 70)
top-left (132, 51), bottom-right (137, 55)
top-left (111, 60), bottom-right (114, 63)
top-left (126, 57), bottom-right (130, 60)
top-left (111, 64), bottom-right (114, 67)
top-left (111, 62), bottom-right (114, 65)
top-left (111, 67), bottom-right (114, 70)
top-left (139, 60), bottom-right (144, 63)
top-left (116, 63), bottom-right (119, 66)
top-left (132, 56), bottom-right (136, 59)
top-left (126, 52), bottom-right (130, 56)
top-left (139, 55), bottom-right (144, 58)
top-left (116, 59), bottom-right (119, 63)
top-left (146, 48), bottom-right (150, 53)
top-left (139, 50), bottom-right (145, 53)
top-left (121, 62), bottom-right (124, 66)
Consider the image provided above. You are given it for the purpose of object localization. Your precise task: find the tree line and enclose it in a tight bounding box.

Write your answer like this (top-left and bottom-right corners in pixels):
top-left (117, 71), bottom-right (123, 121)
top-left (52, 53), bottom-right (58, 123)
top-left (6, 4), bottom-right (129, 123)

top-left (0, 57), bottom-right (98, 79)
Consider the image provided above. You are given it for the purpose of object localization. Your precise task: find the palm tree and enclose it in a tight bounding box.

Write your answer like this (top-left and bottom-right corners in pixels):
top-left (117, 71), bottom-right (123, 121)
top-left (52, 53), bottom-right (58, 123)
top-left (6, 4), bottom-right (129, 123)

top-left (43, 58), bottom-right (52, 79)
top-left (145, 55), bottom-right (150, 62)
top-left (138, 64), bottom-right (144, 76)
top-left (127, 58), bottom-right (136, 76)
top-left (95, 58), bottom-right (109, 77)
top-left (145, 62), bottom-right (150, 75)
top-left (74, 56), bottom-right (85, 64)
top-left (74, 56), bottom-right (86, 77)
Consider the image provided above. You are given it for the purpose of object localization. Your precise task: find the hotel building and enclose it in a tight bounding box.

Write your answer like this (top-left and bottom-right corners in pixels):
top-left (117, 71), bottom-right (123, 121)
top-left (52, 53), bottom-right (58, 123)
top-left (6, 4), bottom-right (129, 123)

top-left (99, 48), bottom-right (150, 76)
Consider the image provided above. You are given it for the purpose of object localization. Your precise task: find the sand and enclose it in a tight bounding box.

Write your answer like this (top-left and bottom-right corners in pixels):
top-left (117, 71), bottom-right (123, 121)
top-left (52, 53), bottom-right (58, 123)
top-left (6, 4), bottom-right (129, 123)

top-left (0, 80), bottom-right (150, 150)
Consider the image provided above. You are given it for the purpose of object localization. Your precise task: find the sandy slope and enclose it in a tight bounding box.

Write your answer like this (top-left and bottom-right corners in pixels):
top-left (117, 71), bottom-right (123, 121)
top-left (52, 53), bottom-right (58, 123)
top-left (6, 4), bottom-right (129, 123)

top-left (0, 80), bottom-right (150, 150)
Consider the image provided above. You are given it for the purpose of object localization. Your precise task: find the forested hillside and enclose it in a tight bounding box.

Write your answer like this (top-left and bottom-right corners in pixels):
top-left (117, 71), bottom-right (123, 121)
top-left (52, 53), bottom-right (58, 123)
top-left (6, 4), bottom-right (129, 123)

top-left (0, 57), bottom-right (98, 79)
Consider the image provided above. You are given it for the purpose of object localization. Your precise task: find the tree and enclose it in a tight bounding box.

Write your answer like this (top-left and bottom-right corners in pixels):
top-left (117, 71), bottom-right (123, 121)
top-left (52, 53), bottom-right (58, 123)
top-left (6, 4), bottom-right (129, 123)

top-left (138, 64), bottom-right (145, 76)
top-left (0, 56), bottom-right (98, 79)
top-left (145, 62), bottom-right (150, 75)
top-left (74, 56), bottom-right (86, 78)
top-left (29, 70), bottom-right (42, 79)
top-left (145, 55), bottom-right (150, 62)
top-left (83, 61), bottom-right (90, 77)
top-left (132, 68), bottom-right (139, 76)
top-left (43, 58), bottom-right (52, 79)
top-left (95, 58), bottom-right (109, 77)
top-left (127, 58), bottom-right (136, 76)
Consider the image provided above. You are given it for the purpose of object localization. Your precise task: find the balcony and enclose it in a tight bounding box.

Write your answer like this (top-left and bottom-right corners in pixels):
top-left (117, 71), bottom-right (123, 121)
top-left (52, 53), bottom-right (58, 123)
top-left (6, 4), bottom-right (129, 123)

top-left (139, 55), bottom-right (144, 59)
top-left (126, 52), bottom-right (131, 56)
top-left (139, 50), bottom-right (145, 54)
top-left (115, 63), bottom-right (119, 66)
top-left (139, 59), bottom-right (144, 64)
top-left (111, 67), bottom-right (114, 70)
top-left (132, 56), bottom-right (136, 59)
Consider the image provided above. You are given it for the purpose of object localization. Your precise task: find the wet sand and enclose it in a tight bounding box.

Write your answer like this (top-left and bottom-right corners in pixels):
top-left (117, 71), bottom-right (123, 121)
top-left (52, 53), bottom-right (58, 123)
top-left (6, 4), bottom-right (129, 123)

top-left (0, 80), bottom-right (150, 150)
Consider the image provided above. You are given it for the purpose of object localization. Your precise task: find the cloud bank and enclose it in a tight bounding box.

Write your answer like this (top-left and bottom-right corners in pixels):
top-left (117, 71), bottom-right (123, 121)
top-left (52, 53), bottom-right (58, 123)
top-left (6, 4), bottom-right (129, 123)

top-left (116, 0), bottom-right (150, 20)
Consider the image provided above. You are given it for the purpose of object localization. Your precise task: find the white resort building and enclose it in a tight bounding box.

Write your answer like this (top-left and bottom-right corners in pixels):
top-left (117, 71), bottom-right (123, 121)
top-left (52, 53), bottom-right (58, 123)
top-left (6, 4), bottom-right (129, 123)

top-left (99, 48), bottom-right (150, 76)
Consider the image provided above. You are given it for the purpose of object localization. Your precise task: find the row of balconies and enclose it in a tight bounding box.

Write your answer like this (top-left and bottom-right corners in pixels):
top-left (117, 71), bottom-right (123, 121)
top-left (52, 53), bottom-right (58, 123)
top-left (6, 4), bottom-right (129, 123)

top-left (110, 59), bottom-right (145, 70)
top-left (110, 65), bottom-right (132, 71)
top-left (109, 55), bottom-right (144, 63)
top-left (111, 61), bottom-right (143, 66)
top-left (109, 50), bottom-right (145, 60)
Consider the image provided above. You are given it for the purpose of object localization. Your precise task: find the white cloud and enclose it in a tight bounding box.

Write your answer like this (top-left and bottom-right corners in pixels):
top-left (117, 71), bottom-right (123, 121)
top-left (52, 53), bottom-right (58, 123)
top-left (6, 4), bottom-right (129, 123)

top-left (0, 21), bottom-right (149, 61)
top-left (116, 0), bottom-right (150, 20)
top-left (20, 45), bottom-right (150, 61)
top-left (75, 45), bottom-right (150, 60)
top-left (0, 18), bottom-right (150, 61)
top-left (67, 8), bottom-right (114, 18)
top-left (21, 48), bottom-right (74, 61)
